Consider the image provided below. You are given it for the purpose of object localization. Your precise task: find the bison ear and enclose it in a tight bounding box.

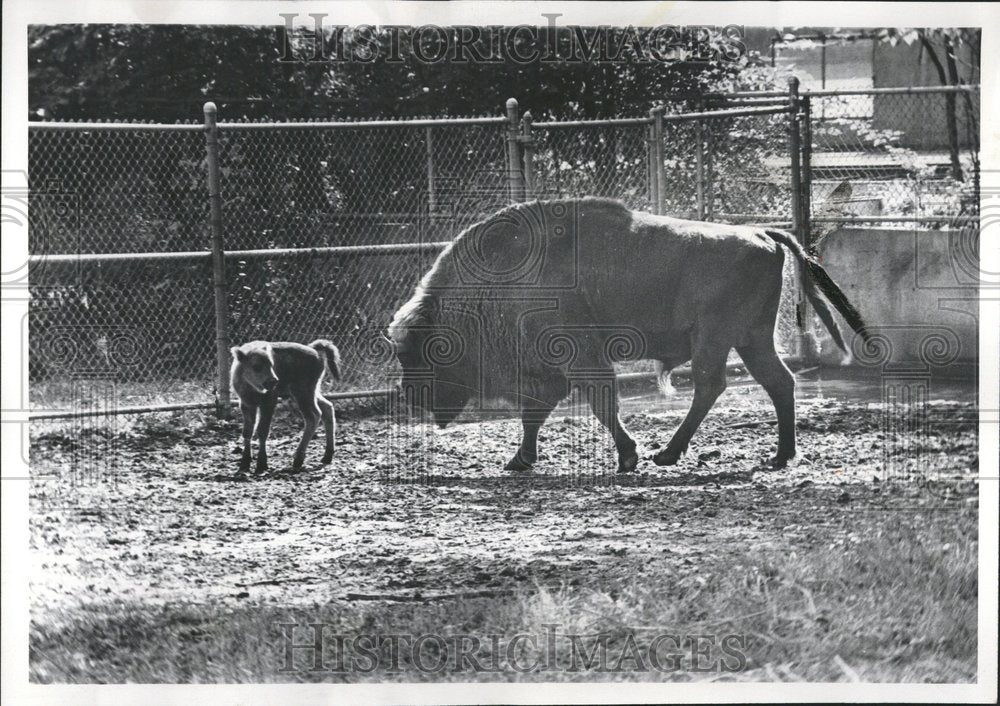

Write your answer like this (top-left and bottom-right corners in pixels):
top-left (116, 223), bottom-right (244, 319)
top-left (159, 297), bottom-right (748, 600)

top-left (231, 346), bottom-right (245, 362)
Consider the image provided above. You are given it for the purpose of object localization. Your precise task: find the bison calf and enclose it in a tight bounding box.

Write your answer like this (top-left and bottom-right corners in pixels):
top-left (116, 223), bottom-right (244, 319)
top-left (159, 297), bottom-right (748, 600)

top-left (230, 339), bottom-right (341, 474)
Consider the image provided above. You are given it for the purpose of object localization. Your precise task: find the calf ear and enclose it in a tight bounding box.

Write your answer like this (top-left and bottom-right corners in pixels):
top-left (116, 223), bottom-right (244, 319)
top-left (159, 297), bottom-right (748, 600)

top-left (231, 346), bottom-right (245, 362)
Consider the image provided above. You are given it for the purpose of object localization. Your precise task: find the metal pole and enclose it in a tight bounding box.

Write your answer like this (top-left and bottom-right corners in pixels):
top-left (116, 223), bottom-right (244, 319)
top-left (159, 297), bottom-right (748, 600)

top-left (801, 95), bottom-right (813, 253)
top-left (654, 108), bottom-right (666, 216)
top-left (505, 98), bottom-right (525, 202)
top-left (695, 101), bottom-right (706, 220)
top-left (705, 122), bottom-right (714, 220)
top-left (787, 77), bottom-right (803, 242)
top-left (425, 125), bottom-right (437, 216)
top-left (520, 111), bottom-right (535, 199)
top-left (786, 78), bottom-right (810, 358)
top-left (203, 102), bottom-right (230, 418)
top-left (647, 122), bottom-right (656, 210)
top-left (820, 37), bottom-right (827, 89)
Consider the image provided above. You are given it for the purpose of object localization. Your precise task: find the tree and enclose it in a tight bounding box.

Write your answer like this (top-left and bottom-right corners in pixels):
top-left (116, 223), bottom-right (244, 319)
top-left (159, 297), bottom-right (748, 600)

top-left (873, 28), bottom-right (979, 181)
top-left (29, 25), bottom-right (763, 122)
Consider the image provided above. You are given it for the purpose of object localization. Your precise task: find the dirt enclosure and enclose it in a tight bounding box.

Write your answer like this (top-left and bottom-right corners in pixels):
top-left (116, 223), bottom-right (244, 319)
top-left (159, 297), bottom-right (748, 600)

top-left (28, 373), bottom-right (979, 683)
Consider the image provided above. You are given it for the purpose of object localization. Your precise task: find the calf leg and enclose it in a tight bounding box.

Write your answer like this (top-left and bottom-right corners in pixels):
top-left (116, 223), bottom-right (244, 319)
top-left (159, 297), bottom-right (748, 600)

top-left (737, 337), bottom-right (796, 468)
top-left (318, 396), bottom-right (336, 465)
top-left (238, 401), bottom-right (256, 474)
top-left (582, 376), bottom-right (638, 473)
top-left (653, 341), bottom-right (730, 466)
top-left (292, 393), bottom-right (321, 472)
top-left (254, 397), bottom-right (276, 474)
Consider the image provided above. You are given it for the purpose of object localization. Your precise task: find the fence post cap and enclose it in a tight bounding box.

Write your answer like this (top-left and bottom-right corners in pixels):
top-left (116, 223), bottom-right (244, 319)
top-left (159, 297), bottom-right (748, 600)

top-left (505, 98), bottom-right (518, 110)
top-left (204, 101), bottom-right (218, 114)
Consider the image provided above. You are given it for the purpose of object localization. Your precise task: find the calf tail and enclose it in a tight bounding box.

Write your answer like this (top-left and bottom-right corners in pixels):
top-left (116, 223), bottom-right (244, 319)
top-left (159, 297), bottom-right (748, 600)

top-left (763, 229), bottom-right (870, 354)
top-left (309, 339), bottom-right (342, 380)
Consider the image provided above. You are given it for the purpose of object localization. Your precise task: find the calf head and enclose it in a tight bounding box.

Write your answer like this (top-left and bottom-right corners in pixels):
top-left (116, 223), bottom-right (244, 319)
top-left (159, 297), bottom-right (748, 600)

top-left (231, 342), bottom-right (280, 395)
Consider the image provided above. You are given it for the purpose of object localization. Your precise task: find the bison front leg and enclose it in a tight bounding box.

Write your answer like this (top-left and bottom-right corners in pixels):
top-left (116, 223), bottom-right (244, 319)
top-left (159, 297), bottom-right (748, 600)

top-left (582, 377), bottom-right (638, 473)
top-left (653, 344), bottom-right (729, 467)
top-left (504, 403), bottom-right (557, 471)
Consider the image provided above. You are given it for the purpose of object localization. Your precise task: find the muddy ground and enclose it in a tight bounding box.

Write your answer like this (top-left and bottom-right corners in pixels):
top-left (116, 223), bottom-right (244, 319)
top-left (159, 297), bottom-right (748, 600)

top-left (28, 374), bottom-right (979, 681)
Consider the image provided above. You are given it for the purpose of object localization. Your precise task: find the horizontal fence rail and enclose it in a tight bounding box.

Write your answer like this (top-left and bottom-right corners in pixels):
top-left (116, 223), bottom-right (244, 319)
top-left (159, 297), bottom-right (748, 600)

top-left (29, 242), bottom-right (454, 267)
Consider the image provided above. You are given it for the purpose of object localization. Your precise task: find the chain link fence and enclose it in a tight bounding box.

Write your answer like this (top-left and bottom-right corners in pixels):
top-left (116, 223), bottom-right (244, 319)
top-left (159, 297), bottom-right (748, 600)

top-left (806, 88), bottom-right (979, 224)
top-left (27, 86), bottom-right (978, 418)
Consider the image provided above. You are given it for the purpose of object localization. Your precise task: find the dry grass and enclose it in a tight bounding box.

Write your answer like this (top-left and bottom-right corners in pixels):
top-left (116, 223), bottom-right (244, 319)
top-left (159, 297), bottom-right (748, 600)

top-left (30, 503), bottom-right (977, 683)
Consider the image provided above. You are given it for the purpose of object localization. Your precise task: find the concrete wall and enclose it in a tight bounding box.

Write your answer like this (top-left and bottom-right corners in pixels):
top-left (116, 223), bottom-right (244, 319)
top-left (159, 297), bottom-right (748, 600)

top-left (816, 228), bottom-right (978, 373)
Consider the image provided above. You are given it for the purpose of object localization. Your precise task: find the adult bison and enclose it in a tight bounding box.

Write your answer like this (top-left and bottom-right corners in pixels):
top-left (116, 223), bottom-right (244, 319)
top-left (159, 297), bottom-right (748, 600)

top-left (388, 197), bottom-right (868, 472)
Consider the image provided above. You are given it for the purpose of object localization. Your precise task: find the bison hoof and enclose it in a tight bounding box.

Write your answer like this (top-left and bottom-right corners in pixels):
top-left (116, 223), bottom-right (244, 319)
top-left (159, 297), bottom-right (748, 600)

top-left (652, 448), bottom-right (683, 467)
top-left (321, 452), bottom-right (333, 465)
top-left (618, 452), bottom-right (639, 473)
top-left (766, 453), bottom-right (794, 470)
top-left (504, 453), bottom-right (535, 472)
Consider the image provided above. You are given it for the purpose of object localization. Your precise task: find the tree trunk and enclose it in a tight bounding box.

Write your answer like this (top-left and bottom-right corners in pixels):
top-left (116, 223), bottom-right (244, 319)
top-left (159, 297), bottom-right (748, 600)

top-left (943, 34), bottom-right (965, 181)
top-left (920, 32), bottom-right (962, 181)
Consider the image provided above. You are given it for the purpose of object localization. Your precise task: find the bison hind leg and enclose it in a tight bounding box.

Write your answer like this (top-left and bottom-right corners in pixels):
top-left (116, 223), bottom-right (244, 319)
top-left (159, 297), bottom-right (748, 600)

top-left (653, 342), bottom-right (730, 467)
top-left (736, 337), bottom-right (796, 468)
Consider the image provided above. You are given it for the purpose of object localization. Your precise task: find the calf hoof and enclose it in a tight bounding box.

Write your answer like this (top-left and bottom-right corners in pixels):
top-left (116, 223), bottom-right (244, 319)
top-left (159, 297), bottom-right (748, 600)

top-left (254, 465), bottom-right (268, 475)
top-left (321, 452), bottom-right (333, 465)
top-left (618, 451), bottom-right (639, 473)
top-left (239, 461), bottom-right (251, 475)
top-left (504, 452), bottom-right (535, 472)
top-left (652, 447), bottom-right (683, 467)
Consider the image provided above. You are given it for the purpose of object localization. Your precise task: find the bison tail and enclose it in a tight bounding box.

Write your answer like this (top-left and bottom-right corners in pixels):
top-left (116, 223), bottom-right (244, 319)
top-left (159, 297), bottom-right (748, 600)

top-left (763, 229), bottom-right (870, 355)
top-left (310, 339), bottom-right (342, 380)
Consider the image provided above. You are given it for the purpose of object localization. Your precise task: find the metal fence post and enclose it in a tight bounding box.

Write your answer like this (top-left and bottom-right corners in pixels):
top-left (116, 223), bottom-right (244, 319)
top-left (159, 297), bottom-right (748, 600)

top-left (505, 98), bottom-right (525, 202)
top-left (695, 117), bottom-right (706, 220)
top-left (650, 107), bottom-right (666, 215)
top-left (520, 111), bottom-right (535, 199)
top-left (800, 95), bottom-right (813, 253)
top-left (646, 121), bottom-right (658, 213)
top-left (787, 77), bottom-right (803, 242)
top-left (705, 122), bottom-right (714, 221)
top-left (425, 125), bottom-right (437, 215)
top-left (203, 101), bottom-right (231, 418)
top-left (786, 78), bottom-right (812, 358)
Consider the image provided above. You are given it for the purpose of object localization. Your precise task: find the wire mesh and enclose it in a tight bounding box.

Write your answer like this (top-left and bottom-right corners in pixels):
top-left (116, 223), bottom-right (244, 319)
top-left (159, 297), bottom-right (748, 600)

top-left (28, 125), bottom-right (214, 409)
top-left (808, 90), bottom-right (980, 223)
top-left (29, 259), bottom-right (216, 408)
top-left (27, 119), bottom-right (511, 411)
top-left (28, 126), bottom-right (207, 254)
top-left (531, 123), bottom-right (652, 209)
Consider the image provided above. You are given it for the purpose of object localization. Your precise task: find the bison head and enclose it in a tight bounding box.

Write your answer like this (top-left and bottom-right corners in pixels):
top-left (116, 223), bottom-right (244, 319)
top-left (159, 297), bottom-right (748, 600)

top-left (388, 289), bottom-right (478, 428)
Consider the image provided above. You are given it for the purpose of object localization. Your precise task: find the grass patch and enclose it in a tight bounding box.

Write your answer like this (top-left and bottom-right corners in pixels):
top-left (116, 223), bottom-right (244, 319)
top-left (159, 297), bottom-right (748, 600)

top-left (31, 505), bottom-right (977, 683)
